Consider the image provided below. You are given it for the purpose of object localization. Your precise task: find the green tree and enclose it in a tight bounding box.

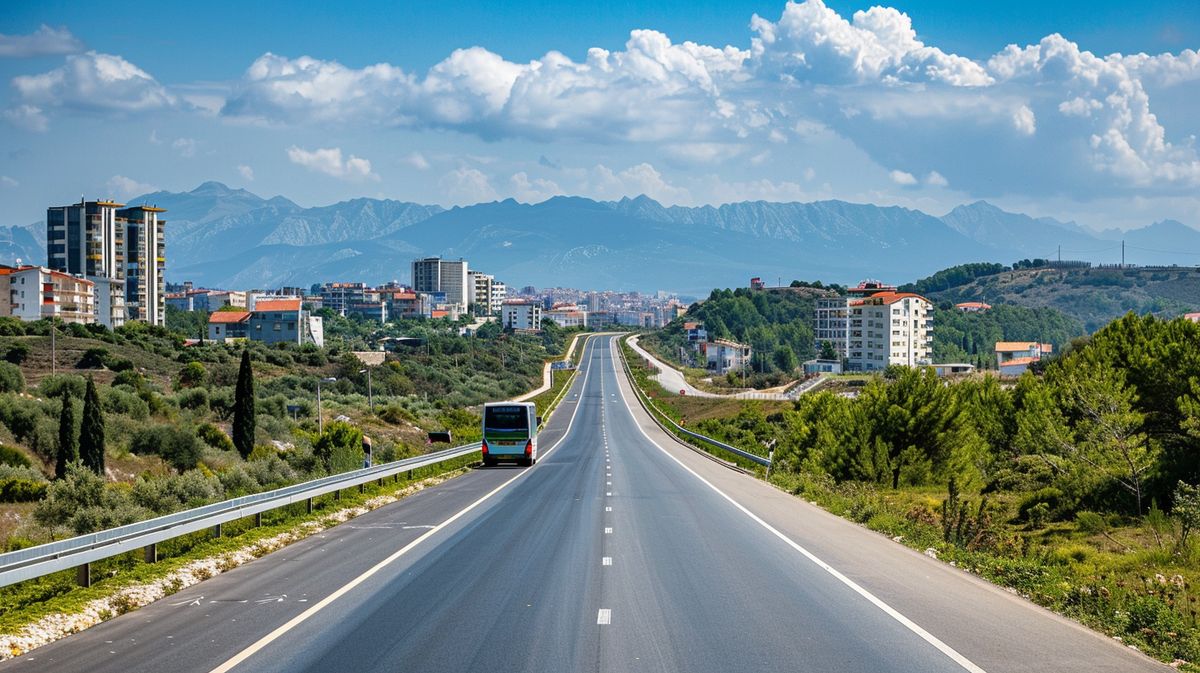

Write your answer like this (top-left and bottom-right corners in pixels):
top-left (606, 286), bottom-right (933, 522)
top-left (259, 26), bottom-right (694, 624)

top-left (773, 345), bottom-right (799, 373)
top-left (55, 388), bottom-right (78, 479)
top-left (177, 361), bottom-right (206, 389)
top-left (233, 349), bottom-right (255, 459)
top-left (313, 421), bottom-right (364, 474)
top-left (79, 376), bottom-right (105, 475)
top-left (819, 340), bottom-right (837, 361)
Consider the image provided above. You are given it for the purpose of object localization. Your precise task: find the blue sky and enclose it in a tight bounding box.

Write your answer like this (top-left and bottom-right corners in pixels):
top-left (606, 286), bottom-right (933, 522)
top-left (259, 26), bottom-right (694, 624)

top-left (1, 0), bottom-right (1198, 231)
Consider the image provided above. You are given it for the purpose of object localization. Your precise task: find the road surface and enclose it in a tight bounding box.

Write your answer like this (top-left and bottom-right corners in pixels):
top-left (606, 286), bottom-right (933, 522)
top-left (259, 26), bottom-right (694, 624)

top-left (1, 336), bottom-right (1163, 672)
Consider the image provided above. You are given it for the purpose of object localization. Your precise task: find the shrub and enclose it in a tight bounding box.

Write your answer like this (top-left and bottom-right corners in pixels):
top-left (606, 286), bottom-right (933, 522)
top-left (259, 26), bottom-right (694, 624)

top-left (76, 347), bottom-right (110, 369)
top-left (3, 342), bottom-right (30, 364)
top-left (1075, 510), bottom-right (1108, 535)
top-left (37, 374), bottom-right (86, 400)
top-left (101, 387), bottom-right (150, 420)
top-left (176, 387), bottom-right (209, 411)
top-left (0, 478), bottom-right (48, 502)
top-left (131, 470), bottom-right (224, 514)
top-left (1019, 487), bottom-right (1067, 521)
top-left (0, 362), bottom-right (24, 393)
top-left (107, 358), bottom-right (135, 372)
top-left (34, 465), bottom-right (148, 534)
top-left (0, 318), bottom-right (26, 336)
top-left (129, 425), bottom-right (203, 472)
top-left (0, 444), bottom-right (32, 468)
top-left (196, 422), bottom-right (235, 452)
top-left (1027, 501), bottom-right (1050, 529)
top-left (379, 404), bottom-right (416, 425)
top-left (313, 421), bottom-right (363, 474)
top-left (177, 361), bottom-right (206, 389)
top-left (243, 454), bottom-right (298, 489)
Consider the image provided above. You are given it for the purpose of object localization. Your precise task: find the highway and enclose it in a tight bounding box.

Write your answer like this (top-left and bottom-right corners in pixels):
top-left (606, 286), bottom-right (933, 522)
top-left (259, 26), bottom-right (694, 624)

top-left (2, 336), bottom-right (1164, 672)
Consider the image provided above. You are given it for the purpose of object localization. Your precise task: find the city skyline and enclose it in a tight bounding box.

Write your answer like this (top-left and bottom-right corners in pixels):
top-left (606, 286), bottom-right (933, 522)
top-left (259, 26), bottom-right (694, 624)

top-left (0, 0), bottom-right (1197, 234)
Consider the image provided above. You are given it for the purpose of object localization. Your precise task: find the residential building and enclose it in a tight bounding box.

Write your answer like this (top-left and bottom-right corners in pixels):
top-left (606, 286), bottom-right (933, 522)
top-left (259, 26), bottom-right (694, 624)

top-left (207, 311), bottom-right (251, 342)
top-left (1184, 312), bottom-right (1200, 323)
top-left (933, 363), bottom-right (976, 377)
top-left (995, 342), bottom-right (1053, 376)
top-left (814, 296), bottom-right (850, 359)
top-left (208, 290), bottom-right (247, 309)
top-left (846, 291), bottom-right (933, 371)
top-left (684, 321), bottom-right (707, 343)
top-left (0, 265), bottom-right (95, 324)
top-left (319, 282), bottom-right (368, 316)
top-left (750, 277), bottom-right (766, 290)
top-left (46, 199), bottom-right (127, 328)
top-left (588, 310), bottom-right (614, 327)
top-left (411, 257), bottom-right (469, 308)
top-left (704, 339), bottom-right (751, 374)
top-left (469, 271), bottom-right (507, 315)
top-left (382, 290), bottom-right (428, 319)
top-left (546, 304), bottom-right (587, 328)
top-left (247, 298), bottom-right (323, 346)
top-left (117, 205), bottom-right (166, 326)
top-left (503, 301), bottom-right (542, 331)
top-left (955, 302), bottom-right (992, 312)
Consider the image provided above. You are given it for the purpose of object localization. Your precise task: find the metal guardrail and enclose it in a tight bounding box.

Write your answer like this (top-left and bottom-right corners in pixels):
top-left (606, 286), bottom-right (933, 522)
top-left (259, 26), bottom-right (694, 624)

top-left (617, 338), bottom-right (772, 469)
top-left (0, 442), bottom-right (481, 589)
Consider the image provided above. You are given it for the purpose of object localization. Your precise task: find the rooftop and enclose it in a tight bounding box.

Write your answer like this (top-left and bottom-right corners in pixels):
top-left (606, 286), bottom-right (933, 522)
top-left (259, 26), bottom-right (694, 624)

top-left (253, 299), bottom-right (302, 312)
top-left (995, 341), bottom-right (1053, 352)
top-left (208, 311), bottom-right (251, 324)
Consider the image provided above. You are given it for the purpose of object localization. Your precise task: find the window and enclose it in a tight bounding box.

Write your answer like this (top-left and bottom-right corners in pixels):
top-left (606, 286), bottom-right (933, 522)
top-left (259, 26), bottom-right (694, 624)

top-left (273, 322), bottom-right (282, 331)
top-left (287, 322), bottom-right (295, 331)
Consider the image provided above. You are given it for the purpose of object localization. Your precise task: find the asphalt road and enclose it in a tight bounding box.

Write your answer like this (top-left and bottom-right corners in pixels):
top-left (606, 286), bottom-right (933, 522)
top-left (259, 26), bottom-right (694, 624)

top-left (2, 336), bottom-right (1165, 672)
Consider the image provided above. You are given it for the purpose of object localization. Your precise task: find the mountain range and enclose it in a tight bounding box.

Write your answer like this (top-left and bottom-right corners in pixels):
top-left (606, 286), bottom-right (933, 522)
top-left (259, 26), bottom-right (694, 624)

top-left (5, 182), bottom-right (1199, 293)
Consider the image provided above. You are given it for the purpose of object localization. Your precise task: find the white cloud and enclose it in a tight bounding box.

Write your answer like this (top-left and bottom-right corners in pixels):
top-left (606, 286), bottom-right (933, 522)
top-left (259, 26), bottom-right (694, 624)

top-left (509, 172), bottom-right (562, 202)
top-left (924, 171), bottom-right (948, 187)
top-left (2, 104), bottom-right (48, 132)
top-left (584, 163), bottom-right (693, 204)
top-left (172, 137), bottom-right (198, 158)
top-left (0, 176), bottom-right (18, 188)
top-left (1012, 105), bottom-right (1036, 135)
top-left (889, 169), bottom-right (917, 186)
top-left (0, 25), bottom-right (83, 58)
top-left (106, 175), bottom-right (156, 199)
top-left (437, 167), bottom-right (498, 205)
top-left (749, 0), bottom-right (992, 86)
top-left (13, 51), bottom-right (174, 113)
top-left (237, 164), bottom-right (255, 181)
top-left (286, 146), bottom-right (378, 181)
top-left (401, 151), bottom-right (430, 170)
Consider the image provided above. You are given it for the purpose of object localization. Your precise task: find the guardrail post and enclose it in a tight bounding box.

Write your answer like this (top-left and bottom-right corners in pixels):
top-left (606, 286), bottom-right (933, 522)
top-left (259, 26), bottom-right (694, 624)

top-left (255, 512), bottom-right (262, 527)
top-left (306, 497), bottom-right (314, 514)
top-left (335, 490), bottom-right (341, 501)
top-left (359, 483), bottom-right (365, 495)
top-left (144, 543), bottom-right (157, 564)
top-left (212, 523), bottom-right (222, 538)
top-left (76, 563), bottom-right (91, 587)
top-left (377, 478), bottom-right (383, 487)
top-left (408, 469), bottom-right (413, 480)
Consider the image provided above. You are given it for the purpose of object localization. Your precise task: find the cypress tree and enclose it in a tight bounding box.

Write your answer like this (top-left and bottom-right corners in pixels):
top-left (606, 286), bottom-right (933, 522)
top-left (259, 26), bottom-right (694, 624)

top-left (55, 388), bottom-right (77, 479)
top-left (79, 376), bottom-right (105, 475)
top-left (233, 349), bottom-right (255, 458)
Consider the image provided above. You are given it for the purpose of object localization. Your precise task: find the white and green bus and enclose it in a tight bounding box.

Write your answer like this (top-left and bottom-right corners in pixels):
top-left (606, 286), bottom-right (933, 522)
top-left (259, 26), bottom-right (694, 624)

top-left (481, 402), bottom-right (540, 467)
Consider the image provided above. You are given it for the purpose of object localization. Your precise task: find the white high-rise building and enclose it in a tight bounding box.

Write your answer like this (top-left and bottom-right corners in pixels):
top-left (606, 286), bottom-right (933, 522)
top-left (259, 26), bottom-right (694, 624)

top-left (469, 271), bottom-right (507, 316)
top-left (846, 291), bottom-right (933, 371)
top-left (412, 257), bottom-right (469, 308)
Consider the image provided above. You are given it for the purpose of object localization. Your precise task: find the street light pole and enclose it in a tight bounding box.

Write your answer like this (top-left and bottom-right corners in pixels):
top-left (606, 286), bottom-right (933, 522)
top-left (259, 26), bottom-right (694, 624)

top-left (317, 376), bottom-right (337, 434)
top-left (359, 368), bottom-right (373, 412)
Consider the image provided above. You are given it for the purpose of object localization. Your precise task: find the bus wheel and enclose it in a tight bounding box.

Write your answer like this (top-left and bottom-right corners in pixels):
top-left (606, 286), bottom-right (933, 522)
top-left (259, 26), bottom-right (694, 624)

top-left (483, 456), bottom-right (497, 467)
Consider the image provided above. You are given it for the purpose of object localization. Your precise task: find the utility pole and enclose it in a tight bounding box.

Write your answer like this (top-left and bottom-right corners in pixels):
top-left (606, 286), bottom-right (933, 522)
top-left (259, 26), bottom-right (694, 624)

top-left (50, 318), bottom-right (55, 374)
top-left (359, 368), bottom-right (373, 412)
top-left (1122, 240), bottom-right (1125, 268)
top-left (1057, 245), bottom-right (1061, 263)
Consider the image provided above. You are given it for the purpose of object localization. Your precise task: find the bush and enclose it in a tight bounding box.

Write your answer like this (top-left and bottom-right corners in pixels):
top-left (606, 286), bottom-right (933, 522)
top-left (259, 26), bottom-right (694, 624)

top-left (196, 422), bottom-right (235, 452)
top-left (129, 425), bottom-right (203, 472)
top-left (176, 387), bottom-right (209, 411)
top-left (3, 342), bottom-right (30, 364)
top-left (101, 387), bottom-right (150, 420)
top-left (1075, 510), bottom-right (1108, 535)
top-left (131, 470), bottom-right (224, 514)
top-left (0, 478), bottom-right (47, 502)
top-left (313, 421), bottom-right (363, 474)
top-left (1019, 487), bottom-right (1068, 522)
top-left (37, 374), bottom-right (86, 400)
top-left (0, 362), bottom-right (25, 393)
top-left (34, 465), bottom-right (148, 534)
top-left (77, 347), bottom-right (110, 369)
top-left (177, 361), bottom-right (206, 389)
top-left (0, 444), bottom-right (32, 468)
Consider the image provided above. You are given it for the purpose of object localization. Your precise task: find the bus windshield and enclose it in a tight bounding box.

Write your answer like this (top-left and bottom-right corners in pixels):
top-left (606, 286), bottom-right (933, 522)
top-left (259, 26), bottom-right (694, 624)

top-left (485, 406), bottom-right (529, 431)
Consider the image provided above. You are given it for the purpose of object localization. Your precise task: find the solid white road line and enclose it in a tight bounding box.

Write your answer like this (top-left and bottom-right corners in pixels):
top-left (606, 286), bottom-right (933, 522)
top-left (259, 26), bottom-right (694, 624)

top-left (605, 506), bottom-right (612, 512)
top-left (605, 527), bottom-right (613, 534)
top-left (207, 337), bottom-right (601, 673)
top-left (597, 609), bottom-right (612, 625)
top-left (602, 556), bottom-right (612, 566)
top-left (609, 337), bottom-right (988, 673)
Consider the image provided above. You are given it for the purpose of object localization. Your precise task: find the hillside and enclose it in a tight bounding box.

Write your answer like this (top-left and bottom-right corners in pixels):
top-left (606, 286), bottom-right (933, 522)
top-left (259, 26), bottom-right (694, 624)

top-left (7, 182), bottom-right (1199, 292)
top-left (919, 266), bottom-right (1200, 331)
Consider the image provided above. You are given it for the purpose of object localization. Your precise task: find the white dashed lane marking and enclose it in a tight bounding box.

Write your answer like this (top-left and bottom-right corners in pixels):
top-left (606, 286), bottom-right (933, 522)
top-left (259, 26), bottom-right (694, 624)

top-left (597, 609), bottom-right (611, 625)
top-left (602, 557), bottom-right (612, 566)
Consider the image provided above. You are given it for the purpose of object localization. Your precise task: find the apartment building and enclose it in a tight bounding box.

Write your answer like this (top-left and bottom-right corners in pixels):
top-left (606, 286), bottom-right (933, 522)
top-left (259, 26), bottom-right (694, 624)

top-left (846, 291), bottom-right (933, 371)
top-left (814, 296), bottom-right (850, 358)
top-left (546, 304), bottom-right (587, 328)
top-left (704, 339), bottom-right (752, 374)
top-left (46, 199), bottom-right (168, 327)
top-left (0, 265), bottom-right (95, 324)
top-left (207, 311), bottom-right (251, 342)
top-left (503, 301), bottom-right (542, 331)
top-left (412, 257), bottom-right (469, 308)
top-left (118, 205), bottom-right (166, 326)
top-left (469, 271), bottom-right (507, 315)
